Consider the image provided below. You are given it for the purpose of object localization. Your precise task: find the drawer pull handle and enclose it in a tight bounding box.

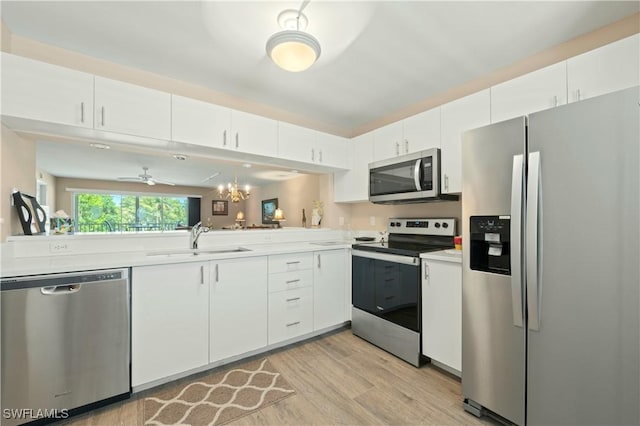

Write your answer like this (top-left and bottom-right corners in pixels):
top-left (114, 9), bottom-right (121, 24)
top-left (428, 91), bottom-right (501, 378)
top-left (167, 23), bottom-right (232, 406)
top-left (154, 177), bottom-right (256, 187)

top-left (286, 297), bottom-right (301, 302)
top-left (286, 279), bottom-right (301, 284)
top-left (286, 261), bottom-right (300, 265)
top-left (376, 306), bottom-right (384, 311)
top-left (286, 321), bottom-right (300, 327)
top-left (385, 296), bottom-right (395, 300)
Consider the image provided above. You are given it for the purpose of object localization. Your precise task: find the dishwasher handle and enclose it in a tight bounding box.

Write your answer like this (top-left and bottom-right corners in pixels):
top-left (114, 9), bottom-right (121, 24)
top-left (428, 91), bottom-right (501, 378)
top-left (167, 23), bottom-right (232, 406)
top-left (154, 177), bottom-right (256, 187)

top-left (41, 284), bottom-right (81, 295)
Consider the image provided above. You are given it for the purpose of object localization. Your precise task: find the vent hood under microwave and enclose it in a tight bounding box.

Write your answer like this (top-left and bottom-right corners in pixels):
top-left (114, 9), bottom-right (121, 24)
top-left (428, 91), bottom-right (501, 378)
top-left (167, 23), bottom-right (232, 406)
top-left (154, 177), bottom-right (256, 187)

top-left (368, 148), bottom-right (459, 204)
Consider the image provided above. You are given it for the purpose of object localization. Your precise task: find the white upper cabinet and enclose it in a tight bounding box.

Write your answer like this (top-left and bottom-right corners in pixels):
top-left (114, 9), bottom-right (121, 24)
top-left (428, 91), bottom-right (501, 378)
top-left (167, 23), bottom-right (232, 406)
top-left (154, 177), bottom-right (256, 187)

top-left (171, 95), bottom-right (231, 148)
top-left (491, 62), bottom-right (568, 123)
top-left (372, 121), bottom-right (404, 161)
top-left (277, 121), bottom-right (317, 163)
top-left (315, 132), bottom-right (349, 169)
top-left (94, 76), bottom-right (171, 140)
top-left (230, 110), bottom-right (278, 157)
top-left (568, 34), bottom-right (640, 103)
top-left (1, 53), bottom-right (94, 128)
top-left (440, 89), bottom-right (491, 194)
top-left (403, 107), bottom-right (441, 153)
top-left (278, 123), bottom-right (348, 170)
top-left (334, 131), bottom-right (374, 203)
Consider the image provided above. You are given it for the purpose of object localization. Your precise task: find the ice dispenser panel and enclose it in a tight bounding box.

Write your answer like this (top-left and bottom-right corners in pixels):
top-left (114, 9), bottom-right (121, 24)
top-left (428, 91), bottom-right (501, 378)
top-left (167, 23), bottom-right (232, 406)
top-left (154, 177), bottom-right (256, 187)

top-left (469, 216), bottom-right (511, 275)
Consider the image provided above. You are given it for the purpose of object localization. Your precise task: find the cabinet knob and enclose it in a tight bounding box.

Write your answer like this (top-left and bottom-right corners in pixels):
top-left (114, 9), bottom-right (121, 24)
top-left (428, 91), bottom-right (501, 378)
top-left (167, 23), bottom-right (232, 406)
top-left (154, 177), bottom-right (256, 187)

top-left (395, 142), bottom-right (400, 156)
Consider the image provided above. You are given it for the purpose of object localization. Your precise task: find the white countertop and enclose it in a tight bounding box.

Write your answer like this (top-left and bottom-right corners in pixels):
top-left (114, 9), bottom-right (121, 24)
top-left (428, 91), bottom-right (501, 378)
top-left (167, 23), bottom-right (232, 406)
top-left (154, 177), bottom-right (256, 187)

top-left (0, 240), bottom-right (355, 278)
top-left (420, 249), bottom-right (462, 263)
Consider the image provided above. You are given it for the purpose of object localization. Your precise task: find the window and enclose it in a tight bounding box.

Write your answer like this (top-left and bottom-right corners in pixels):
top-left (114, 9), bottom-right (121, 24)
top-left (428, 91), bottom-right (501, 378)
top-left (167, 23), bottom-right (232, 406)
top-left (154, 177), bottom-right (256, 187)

top-left (74, 192), bottom-right (190, 233)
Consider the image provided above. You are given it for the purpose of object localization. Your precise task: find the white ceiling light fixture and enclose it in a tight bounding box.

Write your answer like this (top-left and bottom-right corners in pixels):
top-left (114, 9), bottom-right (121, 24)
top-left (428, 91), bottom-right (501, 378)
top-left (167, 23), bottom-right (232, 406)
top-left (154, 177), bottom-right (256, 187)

top-left (266, 5), bottom-right (321, 73)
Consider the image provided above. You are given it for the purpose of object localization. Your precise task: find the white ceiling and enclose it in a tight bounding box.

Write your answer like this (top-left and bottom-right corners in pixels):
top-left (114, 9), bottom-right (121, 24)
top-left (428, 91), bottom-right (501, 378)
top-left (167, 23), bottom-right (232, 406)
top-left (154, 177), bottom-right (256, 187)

top-left (3, 1), bottom-right (639, 187)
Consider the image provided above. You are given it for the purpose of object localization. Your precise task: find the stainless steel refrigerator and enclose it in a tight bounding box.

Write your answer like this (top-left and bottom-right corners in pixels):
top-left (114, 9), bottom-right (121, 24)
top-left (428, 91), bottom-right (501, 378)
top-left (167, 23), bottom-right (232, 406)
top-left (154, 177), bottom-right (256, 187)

top-left (461, 86), bottom-right (639, 426)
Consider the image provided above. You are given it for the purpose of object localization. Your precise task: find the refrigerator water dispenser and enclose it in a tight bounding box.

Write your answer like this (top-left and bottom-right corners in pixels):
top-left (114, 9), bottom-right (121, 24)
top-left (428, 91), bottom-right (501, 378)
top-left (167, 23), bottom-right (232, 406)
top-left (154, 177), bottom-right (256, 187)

top-left (469, 216), bottom-right (511, 275)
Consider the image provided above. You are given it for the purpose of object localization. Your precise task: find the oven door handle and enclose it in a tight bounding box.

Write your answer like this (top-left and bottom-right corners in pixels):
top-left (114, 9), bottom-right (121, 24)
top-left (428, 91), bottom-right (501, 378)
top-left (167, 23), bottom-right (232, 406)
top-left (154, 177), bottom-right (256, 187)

top-left (413, 159), bottom-right (423, 191)
top-left (352, 249), bottom-right (420, 266)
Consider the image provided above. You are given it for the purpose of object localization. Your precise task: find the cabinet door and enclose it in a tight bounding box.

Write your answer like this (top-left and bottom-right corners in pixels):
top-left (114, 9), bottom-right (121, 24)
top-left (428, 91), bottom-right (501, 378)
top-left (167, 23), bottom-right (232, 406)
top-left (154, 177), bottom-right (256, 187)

top-left (230, 110), bottom-right (278, 157)
top-left (568, 34), bottom-right (640, 103)
top-left (421, 259), bottom-right (462, 373)
top-left (372, 121), bottom-right (403, 161)
top-left (333, 132), bottom-right (374, 203)
top-left (172, 95), bottom-right (231, 148)
top-left (94, 76), bottom-right (171, 140)
top-left (403, 107), bottom-right (441, 154)
top-left (1, 53), bottom-right (94, 128)
top-left (315, 132), bottom-right (349, 169)
top-left (132, 262), bottom-right (209, 387)
top-left (277, 121), bottom-right (316, 163)
top-left (313, 249), bottom-right (346, 330)
top-left (491, 62), bottom-right (567, 123)
top-left (210, 257), bottom-right (268, 362)
top-left (440, 89), bottom-right (490, 194)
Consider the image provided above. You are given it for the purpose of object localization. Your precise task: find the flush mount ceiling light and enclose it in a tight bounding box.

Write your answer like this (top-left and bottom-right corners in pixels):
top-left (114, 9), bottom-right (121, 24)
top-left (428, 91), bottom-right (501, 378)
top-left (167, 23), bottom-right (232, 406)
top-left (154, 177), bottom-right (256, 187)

top-left (266, 8), bottom-right (321, 72)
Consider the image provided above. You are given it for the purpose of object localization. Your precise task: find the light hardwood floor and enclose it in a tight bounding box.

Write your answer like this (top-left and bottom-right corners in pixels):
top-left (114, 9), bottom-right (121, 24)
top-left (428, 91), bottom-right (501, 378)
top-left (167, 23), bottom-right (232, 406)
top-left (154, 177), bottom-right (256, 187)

top-left (63, 329), bottom-right (497, 425)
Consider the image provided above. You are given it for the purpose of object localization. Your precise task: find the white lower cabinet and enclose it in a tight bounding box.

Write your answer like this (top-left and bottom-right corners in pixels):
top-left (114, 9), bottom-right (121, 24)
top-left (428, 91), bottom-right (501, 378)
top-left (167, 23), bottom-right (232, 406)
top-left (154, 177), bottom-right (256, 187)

top-left (421, 257), bottom-right (462, 374)
top-left (267, 254), bottom-right (314, 344)
top-left (210, 257), bottom-right (268, 362)
top-left (313, 249), bottom-right (346, 330)
top-left (268, 286), bottom-right (314, 344)
top-left (132, 262), bottom-right (210, 387)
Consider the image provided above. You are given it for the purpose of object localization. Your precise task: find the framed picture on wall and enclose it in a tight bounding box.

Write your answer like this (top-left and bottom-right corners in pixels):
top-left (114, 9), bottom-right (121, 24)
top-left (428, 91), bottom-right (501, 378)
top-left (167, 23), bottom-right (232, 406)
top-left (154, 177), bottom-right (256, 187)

top-left (262, 198), bottom-right (278, 224)
top-left (212, 200), bottom-right (228, 216)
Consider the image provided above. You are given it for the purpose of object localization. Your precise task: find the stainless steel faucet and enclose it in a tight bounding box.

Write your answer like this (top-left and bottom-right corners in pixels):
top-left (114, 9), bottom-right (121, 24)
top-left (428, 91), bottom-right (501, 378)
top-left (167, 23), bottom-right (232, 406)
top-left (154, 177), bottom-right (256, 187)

top-left (190, 221), bottom-right (209, 249)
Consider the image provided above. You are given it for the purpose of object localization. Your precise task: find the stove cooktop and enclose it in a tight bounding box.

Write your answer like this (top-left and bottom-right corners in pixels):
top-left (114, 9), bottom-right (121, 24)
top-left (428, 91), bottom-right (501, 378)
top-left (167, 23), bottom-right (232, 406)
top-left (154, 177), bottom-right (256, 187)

top-left (351, 241), bottom-right (451, 257)
top-left (352, 218), bottom-right (456, 257)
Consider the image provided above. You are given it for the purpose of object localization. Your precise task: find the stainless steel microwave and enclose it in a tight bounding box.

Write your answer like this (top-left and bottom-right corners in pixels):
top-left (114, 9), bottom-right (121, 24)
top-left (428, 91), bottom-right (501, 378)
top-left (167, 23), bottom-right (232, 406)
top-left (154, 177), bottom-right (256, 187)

top-left (368, 148), bottom-right (457, 204)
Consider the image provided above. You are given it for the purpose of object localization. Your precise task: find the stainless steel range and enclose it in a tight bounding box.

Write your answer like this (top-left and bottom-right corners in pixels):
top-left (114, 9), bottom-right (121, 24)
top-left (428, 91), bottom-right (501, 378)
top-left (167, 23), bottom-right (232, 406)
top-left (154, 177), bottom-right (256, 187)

top-left (351, 218), bottom-right (455, 366)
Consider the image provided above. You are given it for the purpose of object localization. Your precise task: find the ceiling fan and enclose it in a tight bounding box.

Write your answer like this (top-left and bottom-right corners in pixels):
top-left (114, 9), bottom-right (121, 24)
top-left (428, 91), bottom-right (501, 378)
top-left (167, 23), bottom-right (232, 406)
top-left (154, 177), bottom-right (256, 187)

top-left (117, 166), bottom-right (175, 186)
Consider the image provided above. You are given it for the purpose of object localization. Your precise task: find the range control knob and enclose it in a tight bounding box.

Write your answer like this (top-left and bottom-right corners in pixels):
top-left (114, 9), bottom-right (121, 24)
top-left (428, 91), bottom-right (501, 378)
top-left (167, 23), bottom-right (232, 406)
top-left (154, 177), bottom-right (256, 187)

top-left (395, 222), bottom-right (401, 227)
top-left (434, 223), bottom-right (441, 228)
top-left (390, 222), bottom-right (396, 227)
top-left (442, 223), bottom-right (449, 228)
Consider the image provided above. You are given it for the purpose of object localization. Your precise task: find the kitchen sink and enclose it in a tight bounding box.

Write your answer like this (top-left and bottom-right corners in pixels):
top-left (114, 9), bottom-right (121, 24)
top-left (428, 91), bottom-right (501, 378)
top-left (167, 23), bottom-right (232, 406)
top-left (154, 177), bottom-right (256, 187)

top-left (147, 247), bottom-right (251, 257)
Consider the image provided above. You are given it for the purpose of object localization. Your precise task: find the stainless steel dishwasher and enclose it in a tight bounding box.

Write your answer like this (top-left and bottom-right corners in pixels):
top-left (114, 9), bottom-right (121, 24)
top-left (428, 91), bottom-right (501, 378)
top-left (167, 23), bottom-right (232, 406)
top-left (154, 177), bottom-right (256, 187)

top-left (1, 269), bottom-right (130, 425)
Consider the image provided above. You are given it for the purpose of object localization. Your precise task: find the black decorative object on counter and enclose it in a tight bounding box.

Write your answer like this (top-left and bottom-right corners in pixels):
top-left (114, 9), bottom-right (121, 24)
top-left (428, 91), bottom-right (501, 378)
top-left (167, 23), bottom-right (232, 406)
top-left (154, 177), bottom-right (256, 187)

top-left (12, 191), bottom-right (46, 235)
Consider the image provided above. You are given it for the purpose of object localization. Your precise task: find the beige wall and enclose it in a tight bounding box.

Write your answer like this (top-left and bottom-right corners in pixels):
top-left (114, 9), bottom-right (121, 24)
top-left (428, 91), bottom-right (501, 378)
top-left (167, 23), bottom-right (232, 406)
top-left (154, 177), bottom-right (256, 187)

top-left (245, 174), bottom-right (321, 228)
top-left (349, 200), bottom-right (462, 234)
top-left (1, 125), bottom-right (36, 240)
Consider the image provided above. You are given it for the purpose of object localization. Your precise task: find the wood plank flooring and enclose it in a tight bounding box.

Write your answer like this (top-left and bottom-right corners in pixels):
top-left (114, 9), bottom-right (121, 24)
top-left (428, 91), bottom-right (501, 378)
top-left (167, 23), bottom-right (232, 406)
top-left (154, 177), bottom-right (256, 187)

top-left (63, 329), bottom-right (497, 425)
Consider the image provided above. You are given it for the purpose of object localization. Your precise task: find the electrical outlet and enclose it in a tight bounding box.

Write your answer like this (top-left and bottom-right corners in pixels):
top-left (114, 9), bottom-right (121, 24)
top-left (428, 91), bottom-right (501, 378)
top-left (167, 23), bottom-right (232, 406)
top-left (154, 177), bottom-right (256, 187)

top-left (370, 216), bottom-right (376, 226)
top-left (50, 242), bottom-right (70, 253)
top-left (339, 216), bottom-right (345, 226)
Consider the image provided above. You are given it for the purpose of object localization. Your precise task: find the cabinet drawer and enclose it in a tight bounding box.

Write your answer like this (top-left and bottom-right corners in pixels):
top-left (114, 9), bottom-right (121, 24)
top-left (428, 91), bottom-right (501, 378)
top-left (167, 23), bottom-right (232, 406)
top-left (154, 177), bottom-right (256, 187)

top-left (268, 287), bottom-right (313, 344)
top-left (268, 269), bottom-right (313, 293)
top-left (268, 253), bottom-right (313, 274)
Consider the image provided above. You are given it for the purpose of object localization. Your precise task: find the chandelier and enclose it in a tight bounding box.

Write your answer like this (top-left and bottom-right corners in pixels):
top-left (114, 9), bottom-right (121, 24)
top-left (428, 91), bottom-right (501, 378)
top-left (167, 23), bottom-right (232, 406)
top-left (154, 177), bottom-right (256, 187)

top-left (218, 176), bottom-right (250, 203)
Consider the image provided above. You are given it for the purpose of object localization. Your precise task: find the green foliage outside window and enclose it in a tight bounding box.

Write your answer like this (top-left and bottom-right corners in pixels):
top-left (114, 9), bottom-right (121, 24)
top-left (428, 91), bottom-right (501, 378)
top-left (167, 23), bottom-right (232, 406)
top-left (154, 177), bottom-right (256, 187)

top-left (74, 193), bottom-right (188, 233)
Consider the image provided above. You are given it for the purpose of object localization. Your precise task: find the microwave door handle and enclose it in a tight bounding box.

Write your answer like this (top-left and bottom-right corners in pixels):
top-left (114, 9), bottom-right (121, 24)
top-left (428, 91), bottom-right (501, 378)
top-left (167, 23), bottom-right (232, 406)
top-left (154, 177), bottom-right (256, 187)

top-left (413, 159), bottom-right (422, 191)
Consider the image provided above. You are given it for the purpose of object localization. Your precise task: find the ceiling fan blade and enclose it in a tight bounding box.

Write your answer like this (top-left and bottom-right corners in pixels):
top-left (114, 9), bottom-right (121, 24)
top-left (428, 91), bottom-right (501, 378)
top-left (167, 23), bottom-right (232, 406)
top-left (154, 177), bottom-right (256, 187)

top-left (150, 178), bottom-right (175, 186)
top-left (201, 172), bottom-right (221, 183)
top-left (117, 177), bottom-right (142, 181)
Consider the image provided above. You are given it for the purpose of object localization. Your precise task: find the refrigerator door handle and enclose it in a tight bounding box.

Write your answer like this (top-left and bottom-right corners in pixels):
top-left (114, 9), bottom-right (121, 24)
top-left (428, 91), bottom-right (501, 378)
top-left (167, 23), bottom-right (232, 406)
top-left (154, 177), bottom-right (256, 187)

top-left (527, 151), bottom-right (542, 331)
top-left (510, 154), bottom-right (525, 328)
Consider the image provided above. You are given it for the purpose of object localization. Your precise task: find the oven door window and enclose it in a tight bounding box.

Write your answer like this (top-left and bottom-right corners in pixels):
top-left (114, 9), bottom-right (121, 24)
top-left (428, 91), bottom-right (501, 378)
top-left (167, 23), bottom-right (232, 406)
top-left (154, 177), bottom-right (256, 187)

top-left (352, 256), bottom-right (420, 332)
top-left (369, 160), bottom-right (421, 196)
